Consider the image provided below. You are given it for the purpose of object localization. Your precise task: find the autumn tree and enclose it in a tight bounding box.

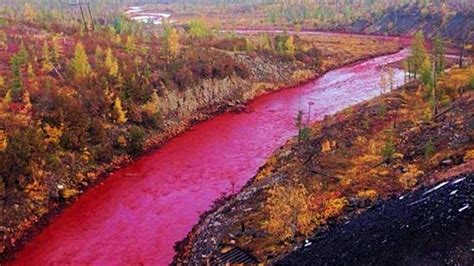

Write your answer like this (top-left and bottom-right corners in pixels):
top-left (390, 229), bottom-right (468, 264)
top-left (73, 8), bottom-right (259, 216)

top-left (285, 36), bottom-right (296, 56)
top-left (70, 42), bottom-right (91, 79)
top-left (409, 31), bottom-right (427, 79)
top-left (113, 96), bottom-right (127, 124)
top-left (51, 35), bottom-right (62, 65)
top-left (23, 3), bottom-right (36, 22)
top-left (164, 27), bottom-right (180, 57)
top-left (41, 42), bottom-right (54, 73)
top-left (105, 48), bottom-right (119, 77)
top-left (125, 35), bottom-right (136, 53)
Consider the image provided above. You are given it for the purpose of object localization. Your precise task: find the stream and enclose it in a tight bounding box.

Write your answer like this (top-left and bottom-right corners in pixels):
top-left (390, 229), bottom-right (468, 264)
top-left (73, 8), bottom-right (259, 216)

top-left (11, 43), bottom-right (409, 265)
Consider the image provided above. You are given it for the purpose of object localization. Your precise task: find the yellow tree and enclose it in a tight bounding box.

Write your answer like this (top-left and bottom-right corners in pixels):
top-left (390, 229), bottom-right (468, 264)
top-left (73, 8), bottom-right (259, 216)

top-left (164, 27), bottom-right (180, 57)
top-left (0, 130), bottom-right (7, 152)
top-left (285, 36), bottom-right (296, 56)
top-left (125, 35), bottom-right (136, 53)
top-left (70, 42), bottom-right (91, 79)
top-left (41, 43), bottom-right (54, 73)
top-left (113, 97), bottom-right (127, 124)
top-left (51, 35), bottom-right (62, 65)
top-left (23, 3), bottom-right (36, 22)
top-left (105, 48), bottom-right (119, 77)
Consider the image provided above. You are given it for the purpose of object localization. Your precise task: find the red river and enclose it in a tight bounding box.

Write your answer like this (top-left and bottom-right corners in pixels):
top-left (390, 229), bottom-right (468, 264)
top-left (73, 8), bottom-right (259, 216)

top-left (11, 45), bottom-right (409, 265)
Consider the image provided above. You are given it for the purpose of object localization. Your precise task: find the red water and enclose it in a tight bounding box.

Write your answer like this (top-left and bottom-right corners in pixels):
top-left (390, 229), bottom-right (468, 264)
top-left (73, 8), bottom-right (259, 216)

top-left (11, 48), bottom-right (409, 266)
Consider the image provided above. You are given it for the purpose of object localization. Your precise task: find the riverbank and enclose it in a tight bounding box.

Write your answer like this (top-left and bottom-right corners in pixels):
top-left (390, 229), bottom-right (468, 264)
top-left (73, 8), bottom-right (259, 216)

top-left (0, 33), bottom-right (401, 262)
top-left (174, 66), bottom-right (474, 264)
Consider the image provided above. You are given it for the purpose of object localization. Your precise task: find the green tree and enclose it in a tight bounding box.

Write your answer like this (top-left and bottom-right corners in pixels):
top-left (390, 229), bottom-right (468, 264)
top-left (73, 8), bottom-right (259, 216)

top-left (70, 41), bottom-right (91, 79)
top-left (420, 57), bottom-right (433, 88)
top-left (10, 45), bottom-right (29, 94)
top-left (188, 20), bottom-right (209, 38)
top-left (409, 31), bottom-right (427, 79)
top-left (433, 33), bottom-right (445, 74)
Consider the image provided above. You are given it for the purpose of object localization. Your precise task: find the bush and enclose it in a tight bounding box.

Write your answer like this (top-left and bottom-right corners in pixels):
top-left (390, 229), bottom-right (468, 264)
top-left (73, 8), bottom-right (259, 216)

top-left (127, 126), bottom-right (146, 156)
top-left (173, 66), bottom-right (196, 89)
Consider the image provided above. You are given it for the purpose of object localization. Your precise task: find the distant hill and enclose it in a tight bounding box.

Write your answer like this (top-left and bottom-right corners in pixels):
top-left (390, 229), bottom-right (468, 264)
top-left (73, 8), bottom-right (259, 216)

top-left (343, 3), bottom-right (473, 45)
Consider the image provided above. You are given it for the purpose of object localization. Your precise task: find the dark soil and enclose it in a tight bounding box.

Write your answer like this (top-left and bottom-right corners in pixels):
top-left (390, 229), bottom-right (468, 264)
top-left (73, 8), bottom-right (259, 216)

top-left (279, 172), bottom-right (474, 266)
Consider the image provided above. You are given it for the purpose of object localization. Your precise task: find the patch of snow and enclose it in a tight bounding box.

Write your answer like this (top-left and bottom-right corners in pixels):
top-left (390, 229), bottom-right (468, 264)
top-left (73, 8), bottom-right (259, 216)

top-left (407, 197), bottom-right (429, 206)
top-left (458, 204), bottom-right (469, 213)
top-left (423, 181), bottom-right (449, 195)
top-left (451, 177), bottom-right (466, 185)
top-left (126, 6), bottom-right (143, 13)
top-left (449, 190), bottom-right (458, 195)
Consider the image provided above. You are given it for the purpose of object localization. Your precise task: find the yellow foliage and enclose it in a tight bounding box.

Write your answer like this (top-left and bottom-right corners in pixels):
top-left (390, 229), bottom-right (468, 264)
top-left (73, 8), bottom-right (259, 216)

top-left (263, 184), bottom-right (314, 240)
top-left (285, 36), bottom-right (295, 56)
top-left (113, 97), bottom-right (127, 124)
top-left (142, 91), bottom-right (160, 115)
top-left (464, 149), bottom-right (474, 161)
top-left (125, 35), bottom-right (136, 53)
top-left (321, 139), bottom-right (336, 152)
top-left (23, 3), bottom-right (36, 22)
top-left (164, 27), bottom-right (180, 57)
top-left (44, 123), bottom-right (63, 145)
top-left (61, 188), bottom-right (79, 199)
top-left (25, 180), bottom-right (48, 202)
top-left (320, 197), bottom-right (347, 220)
top-left (399, 164), bottom-right (423, 189)
top-left (105, 48), bottom-right (119, 77)
top-left (117, 134), bottom-right (127, 148)
top-left (0, 130), bottom-right (7, 152)
top-left (357, 189), bottom-right (378, 200)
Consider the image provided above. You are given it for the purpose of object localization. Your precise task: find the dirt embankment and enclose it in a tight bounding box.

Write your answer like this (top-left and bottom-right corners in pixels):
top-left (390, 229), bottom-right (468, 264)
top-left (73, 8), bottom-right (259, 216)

top-left (174, 75), bottom-right (474, 264)
top-left (0, 34), bottom-right (401, 260)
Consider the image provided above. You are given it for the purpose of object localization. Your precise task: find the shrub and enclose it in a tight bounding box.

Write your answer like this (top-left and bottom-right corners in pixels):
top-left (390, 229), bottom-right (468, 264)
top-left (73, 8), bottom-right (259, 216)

top-left (381, 130), bottom-right (396, 162)
top-left (173, 66), bottom-right (196, 89)
top-left (127, 126), bottom-right (146, 156)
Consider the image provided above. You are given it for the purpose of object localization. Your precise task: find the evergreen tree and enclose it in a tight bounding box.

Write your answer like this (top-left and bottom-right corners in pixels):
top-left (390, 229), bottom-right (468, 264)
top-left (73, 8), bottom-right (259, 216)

top-left (10, 45), bottom-right (29, 94)
top-left (70, 41), bottom-right (91, 79)
top-left (433, 33), bottom-right (445, 74)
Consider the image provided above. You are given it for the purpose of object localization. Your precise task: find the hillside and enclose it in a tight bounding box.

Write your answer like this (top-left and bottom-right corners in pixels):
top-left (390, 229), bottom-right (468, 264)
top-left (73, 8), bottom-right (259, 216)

top-left (342, 3), bottom-right (473, 45)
